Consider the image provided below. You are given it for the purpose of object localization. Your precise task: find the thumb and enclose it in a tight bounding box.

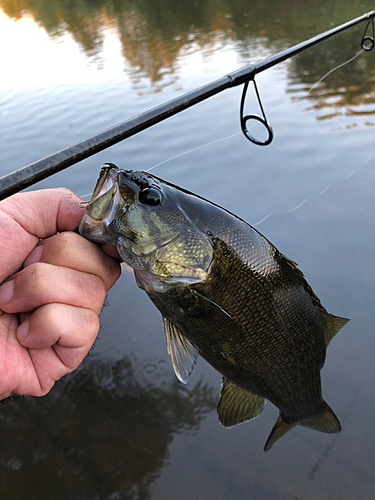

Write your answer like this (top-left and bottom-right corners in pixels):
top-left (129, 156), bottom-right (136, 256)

top-left (0, 188), bottom-right (85, 237)
top-left (0, 188), bottom-right (85, 283)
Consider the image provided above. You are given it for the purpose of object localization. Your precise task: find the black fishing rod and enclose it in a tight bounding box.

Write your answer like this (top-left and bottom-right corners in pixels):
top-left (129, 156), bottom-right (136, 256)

top-left (0, 11), bottom-right (374, 201)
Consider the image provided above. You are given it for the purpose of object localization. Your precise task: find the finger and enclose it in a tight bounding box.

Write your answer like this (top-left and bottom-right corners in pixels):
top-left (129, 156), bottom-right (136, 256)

top-left (17, 302), bottom-right (99, 359)
top-left (0, 311), bottom-right (41, 398)
top-left (23, 231), bottom-right (121, 291)
top-left (1, 188), bottom-right (85, 238)
top-left (0, 263), bottom-right (106, 315)
top-left (0, 188), bottom-right (85, 284)
top-left (22, 304), bottom-right (99, 395)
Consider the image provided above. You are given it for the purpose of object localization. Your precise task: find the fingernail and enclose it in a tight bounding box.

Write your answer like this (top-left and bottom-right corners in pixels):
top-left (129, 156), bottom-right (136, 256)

top-left (17, 319), bottom-right (29, 343)
top-left (0, 280), bottom-right (14, 306)
top-left (23, 245), bottom-right (43, 267)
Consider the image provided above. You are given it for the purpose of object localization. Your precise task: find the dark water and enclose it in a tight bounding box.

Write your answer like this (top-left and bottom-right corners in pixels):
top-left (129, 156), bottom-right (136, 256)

top-left (1, 0), bottom-right (375, 498)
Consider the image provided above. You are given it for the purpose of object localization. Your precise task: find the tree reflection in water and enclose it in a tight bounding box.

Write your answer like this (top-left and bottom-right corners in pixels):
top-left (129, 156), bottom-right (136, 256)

top-left (0, 355), bottom-right (216, 499)
top-left (1, 0), bottom-right (374, 100)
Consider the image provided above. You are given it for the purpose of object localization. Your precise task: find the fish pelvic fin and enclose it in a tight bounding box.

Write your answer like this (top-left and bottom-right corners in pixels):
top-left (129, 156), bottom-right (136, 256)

top-left (322, 311), bottom-right (350, 346)
top-left (163, 317), bottom-right (199, 384)
top-left (217, 377), bottom-right (265, 428)
top-left (300, 401), bottom-right (342, 434)
top-left (264, 415), bottom-right (296, 452)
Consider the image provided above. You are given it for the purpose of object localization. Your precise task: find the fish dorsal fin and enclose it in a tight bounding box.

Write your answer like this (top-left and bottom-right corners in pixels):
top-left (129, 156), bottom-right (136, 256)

top-left (162, 317), bottom-right (199, 384)
top-left (217, 377), bottom-right (265, 428)
top-left (264, 415), bottom-right (296, 452)
top-left (321, 311), bottom-right (350, 346)
top-left (300, 401), bottom-right (341, 433)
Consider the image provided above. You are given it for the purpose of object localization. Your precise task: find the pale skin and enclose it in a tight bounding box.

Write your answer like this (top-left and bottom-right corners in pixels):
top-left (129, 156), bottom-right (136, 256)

top-left (0, 188), bottom-right (122, 401)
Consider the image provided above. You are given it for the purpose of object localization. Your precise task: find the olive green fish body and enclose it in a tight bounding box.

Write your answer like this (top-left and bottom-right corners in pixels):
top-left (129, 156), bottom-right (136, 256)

top-left (79, 165), bottom-right (348, 450)
top-left (143, 232), bottom-right (326, 424)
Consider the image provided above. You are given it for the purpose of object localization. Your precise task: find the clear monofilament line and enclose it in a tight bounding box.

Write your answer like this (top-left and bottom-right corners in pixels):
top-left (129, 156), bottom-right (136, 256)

top-left (146, 49), bottom-right (367, 176)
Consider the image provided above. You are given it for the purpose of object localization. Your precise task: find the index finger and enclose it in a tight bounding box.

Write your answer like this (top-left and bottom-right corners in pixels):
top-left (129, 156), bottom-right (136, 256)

top-left (24, 231), bottom-right (121, 291)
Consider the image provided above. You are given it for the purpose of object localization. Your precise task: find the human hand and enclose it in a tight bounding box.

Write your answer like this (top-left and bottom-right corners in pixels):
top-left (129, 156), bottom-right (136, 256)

top-left (0, 188), bottom-right (121, 401)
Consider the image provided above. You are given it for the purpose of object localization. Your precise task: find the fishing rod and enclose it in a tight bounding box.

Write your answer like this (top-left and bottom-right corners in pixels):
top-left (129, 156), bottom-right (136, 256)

top-left (0, 11), bottom-right (374, 201)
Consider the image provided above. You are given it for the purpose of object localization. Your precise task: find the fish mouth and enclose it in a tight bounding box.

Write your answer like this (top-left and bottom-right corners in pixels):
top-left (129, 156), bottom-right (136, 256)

top-left (90, 163), bottom-right (121, 203)
top-left (78, 164), bottom-right (124, 245)
top-left (79, 165), bottom-right (169, 253)
top-left (86, 163), bottom-right (123, 220)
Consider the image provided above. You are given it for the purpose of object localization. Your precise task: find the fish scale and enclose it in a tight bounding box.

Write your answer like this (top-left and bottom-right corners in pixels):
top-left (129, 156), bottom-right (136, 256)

top-left (79, 164), bottom-right (349, 450)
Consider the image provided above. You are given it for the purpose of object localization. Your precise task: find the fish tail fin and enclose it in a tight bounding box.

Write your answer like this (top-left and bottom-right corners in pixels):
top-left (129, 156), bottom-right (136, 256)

top-left (264, 402), bottom-right (341, 452)
top-left (322, 311), bottom-right (350, 345)
top-left (300, 401), bottom-right (341, 434)
top-left (264, 415), bottom-right (296, 452)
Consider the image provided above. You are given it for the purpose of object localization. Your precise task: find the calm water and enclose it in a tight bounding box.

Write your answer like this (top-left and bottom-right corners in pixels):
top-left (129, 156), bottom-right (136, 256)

top-left (1, 0), bottom-right (375, 498)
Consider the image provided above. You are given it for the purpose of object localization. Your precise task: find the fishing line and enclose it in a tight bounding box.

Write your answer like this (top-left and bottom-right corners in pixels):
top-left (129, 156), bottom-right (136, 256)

top-left (249, 48), bottom-right (371, 226)
top-left (305, 48), bottom-right (365, 95)
top-left (79, 192), bottom-right (93, 200)
top-left (1, 11), bottom-right (373, 200)
top-left (252, 151), bottom-right (373, 227)
top-left (297, 385), bottom-right (362, 500)
top-left (144, 47), bottom-right (368, 178)
top-left (252, 174), bottom-right (351, 227)
top-left (79, 44), bottom-right (370, 206)
top-left (145, 133), bottom-right (240, 173)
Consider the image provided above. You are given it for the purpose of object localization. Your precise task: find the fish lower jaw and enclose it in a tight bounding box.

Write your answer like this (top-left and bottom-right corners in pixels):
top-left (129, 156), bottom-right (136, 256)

top-left (134, 268), bottom-right (196, 293)
top-left (116, 239), bottom-right (157, 271)
top-left (78, 215), bottom-right (117, 245)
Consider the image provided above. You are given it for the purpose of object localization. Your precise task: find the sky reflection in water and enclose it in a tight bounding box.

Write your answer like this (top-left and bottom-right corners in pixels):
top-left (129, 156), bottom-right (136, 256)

top-left (1, 1), bottom-right (375, 499)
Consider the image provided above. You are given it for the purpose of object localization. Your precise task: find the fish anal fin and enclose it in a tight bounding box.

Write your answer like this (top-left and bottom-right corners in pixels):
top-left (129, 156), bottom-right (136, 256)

top-left (217, 377), bottom-right (264, 428)
top-left (322, 311), bottom-right (350, 346)
top-left (300, 401), bottom-right (341, 434)
top-left (162, 317), bottom-right (199, 384)
top-left (264, 415), bottom-right (296, 452)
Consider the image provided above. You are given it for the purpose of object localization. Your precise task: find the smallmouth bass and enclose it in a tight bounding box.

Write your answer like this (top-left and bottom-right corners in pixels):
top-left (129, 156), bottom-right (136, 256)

top-left (79, 164), bottom-right (349, 450)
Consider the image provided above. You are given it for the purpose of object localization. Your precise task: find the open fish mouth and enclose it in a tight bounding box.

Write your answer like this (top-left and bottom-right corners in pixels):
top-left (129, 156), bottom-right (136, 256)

top-left (78, 164), bottom-right (124, 245)
top-left (79, 165), bottom-right (178, 264)
top-left (90, 163), bottom-right (121, 204)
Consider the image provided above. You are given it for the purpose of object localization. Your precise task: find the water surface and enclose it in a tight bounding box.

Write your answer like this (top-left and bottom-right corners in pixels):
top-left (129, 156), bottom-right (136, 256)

top-left (1, 1), bottom-right (375, 498)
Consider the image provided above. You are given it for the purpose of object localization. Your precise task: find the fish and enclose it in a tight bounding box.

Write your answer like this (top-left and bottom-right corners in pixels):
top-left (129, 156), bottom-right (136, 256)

top-left (79, 163), bottom-right (349, 451)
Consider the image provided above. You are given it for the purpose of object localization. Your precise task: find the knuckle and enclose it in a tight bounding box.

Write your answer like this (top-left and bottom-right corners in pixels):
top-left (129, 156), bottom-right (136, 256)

top-left (82, 308), bottom-right (100, 336)
top-left (48, 231), bottom-right (79, 260)
top-left (24, 262), bottom-right (50, 290)
top-left (54, 230), bottom-right (77, 248)
top-left (86, 274), bottom-right (107, 303)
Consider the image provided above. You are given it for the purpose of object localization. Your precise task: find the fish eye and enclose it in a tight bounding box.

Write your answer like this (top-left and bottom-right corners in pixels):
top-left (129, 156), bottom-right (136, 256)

top-left (138, 187), bottom-right (162, 206)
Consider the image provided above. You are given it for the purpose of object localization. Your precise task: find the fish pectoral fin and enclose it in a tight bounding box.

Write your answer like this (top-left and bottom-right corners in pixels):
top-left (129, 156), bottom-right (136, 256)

top-left (300, 401), bottom-right (341, 434)
top-left (162, 317), bottom-right (199, 384)
top-left (264, 415), bottom-right (296, 452)
top-left (217, 377), bottom-right (265, 428)
top-left (322, 311), bottom-right (350, 346)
